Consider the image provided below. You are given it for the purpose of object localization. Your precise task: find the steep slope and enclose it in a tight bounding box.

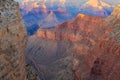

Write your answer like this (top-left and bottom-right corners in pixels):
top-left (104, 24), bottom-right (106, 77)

top-left (27, 4), bottom-right (120, 80)
top-left (38, 11), bottom-right (60, 28)
top-left (74, 4), bottom-right (120, 80)
top-left (22, 7), bottom-right (49, 35)
top-left (105, 4), bottom-right (120, 42)
top-left (27, 13), bottom-right (114, 80)
top-left (36, 14), bottom-right (111, 42)
top-left (0, 0), bottom-right (27, 80)
top-left (106, 4), bottom-right (120, 26)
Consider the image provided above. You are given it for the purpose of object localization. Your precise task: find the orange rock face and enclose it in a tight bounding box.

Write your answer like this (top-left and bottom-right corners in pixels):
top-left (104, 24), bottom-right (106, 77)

top-left (36, 14), bottom-right (112, 45)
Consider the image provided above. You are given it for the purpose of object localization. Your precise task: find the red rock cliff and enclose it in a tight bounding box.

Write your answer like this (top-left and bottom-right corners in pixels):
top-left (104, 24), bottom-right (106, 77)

top-left (36, 14), bottom-right (112, 47)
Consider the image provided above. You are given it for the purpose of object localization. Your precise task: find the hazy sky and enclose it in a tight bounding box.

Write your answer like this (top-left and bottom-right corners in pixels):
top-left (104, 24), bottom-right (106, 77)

top-left (16, 0), bottom-right (120, 5)
top-left (100, 0), bottom-right (120, 5)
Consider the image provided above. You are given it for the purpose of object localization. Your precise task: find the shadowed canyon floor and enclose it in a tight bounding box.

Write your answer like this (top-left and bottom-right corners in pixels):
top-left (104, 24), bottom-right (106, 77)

top-left (27, 4), bottom-right (120, 80)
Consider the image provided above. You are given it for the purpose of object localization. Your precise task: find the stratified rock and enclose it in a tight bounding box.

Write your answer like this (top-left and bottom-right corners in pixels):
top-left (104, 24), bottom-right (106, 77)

top-left (106, 4), bottom-right (120, 22)
top-left (75, 4), bottom-right (120, 80)
top-left (0, 0), bottom-right (27, 80)
top-left (84, 40), bottom-right (120, 80)
top-left (36, 14), bottom-right (111, 43)
top-left (27, 13), bottom-right (112, 80)
top-left (105, 4), bottom-right (120, 43)
top-left (27, 4), bottom-right (120, 80)
top-left (73, 4), bottom-right (120, 80)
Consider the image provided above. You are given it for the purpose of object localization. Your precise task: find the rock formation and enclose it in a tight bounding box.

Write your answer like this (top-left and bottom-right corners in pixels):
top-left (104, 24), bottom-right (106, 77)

top-left (26, 64), bottom-right (40, 80)
top-left (105, 4), bottom-right (120, 43)
top-left (38, 11), bottom-right (60, 28)
top-left (79, 0), bottom-right (113, 17)
top-left (27, 4), bottom-right (120, 80)
top-left (73, 4), bottom-right (120, 80)
top-left (36, 14), bottom-right (111, 43)
top-left (0, 0), bottom-right (27, 80)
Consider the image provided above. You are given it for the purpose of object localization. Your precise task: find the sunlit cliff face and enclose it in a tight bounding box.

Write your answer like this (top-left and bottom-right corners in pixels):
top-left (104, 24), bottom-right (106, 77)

top-left (59, 0), bottom-right (66, 5)
top-left (20, 0), bottom-right (112, 15)
top-left (111, 4), bottom-right (120, 17)
top-left (33, 2), bottom-right (39, 8)
top-left (77, 14), bottom-right (85, 18)
top-left (40, 3), bottom-right (47, 9)
top-left (85, 0), bottom-right (111, 9)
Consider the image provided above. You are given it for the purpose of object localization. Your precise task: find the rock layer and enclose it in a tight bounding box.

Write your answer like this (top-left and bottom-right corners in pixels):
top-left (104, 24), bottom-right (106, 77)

top-left (36, 14), bottom-right (111, 43)
top-left (27, 4), bottom-right (120, 80)
top-left (73, 4), bottom-right (120, 80)
top-left (28, 14), bottom-right (111, 69)
top-left (0, 0), bottom-right (27, 80)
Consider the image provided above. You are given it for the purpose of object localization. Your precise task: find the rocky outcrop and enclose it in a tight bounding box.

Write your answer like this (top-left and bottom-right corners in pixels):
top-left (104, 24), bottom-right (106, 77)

top-left (105, 4), bottom-right (120, 43)
top-left (27, 4), bottom-right (120, 80)
top-left (36, 14), bottom-right (111, 43)
top-left (73, 40), bottom-right (120, 80)
top-left (28, 14), bottom-right (112, 68)
top-left (38, 11), bottom-right (60, 28)
top-left (27, 14), bottom-right (114, 80)
top-left (0, 0), bottom-right (27, 80)
top-left (72, 5), bottom-right (120, 80)
top-left (26, 64), bottom-right (40, 80)
top-left (106, 4), bottom-right (120, 22)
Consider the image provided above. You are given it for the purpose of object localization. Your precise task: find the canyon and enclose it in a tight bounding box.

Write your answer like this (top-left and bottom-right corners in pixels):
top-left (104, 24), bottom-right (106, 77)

top-left (0, 0), bottom-right (120, 80)
top-left (27, 4), bottom-right (120, 80)
top-left (20, 0), bottom-right (113, 35)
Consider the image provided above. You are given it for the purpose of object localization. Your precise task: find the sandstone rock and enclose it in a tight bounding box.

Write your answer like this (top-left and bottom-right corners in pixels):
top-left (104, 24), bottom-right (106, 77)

top-left (27, 13), bottom-right (113, 80)
top-left (73, 5), bottom-right (120, 80)
top-left (27, 4), bottom-right (120, 80)
top-left (0, 0), bottom-right (27, 80)
top-left (105, 4), bottom-right (120, 43)
top-left (26, 64), bottom-right (40, 80)
top-left (36, 14), bottom-right (111, 44)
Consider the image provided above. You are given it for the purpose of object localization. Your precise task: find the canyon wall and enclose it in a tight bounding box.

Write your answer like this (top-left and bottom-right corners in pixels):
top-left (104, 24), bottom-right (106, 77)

top-left (27, 4), bottom-right (120, 80)
top-left (36, 14), bottom-right (111, 44)
top-left (73, 4), bottom-right (120, 80)
top-left (27, 14), bottom-right (110, 80)
top-left (0, 0), bottom-right (27, 80)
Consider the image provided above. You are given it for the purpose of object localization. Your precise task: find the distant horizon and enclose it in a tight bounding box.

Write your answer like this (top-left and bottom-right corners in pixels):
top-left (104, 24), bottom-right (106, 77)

top-left (16, 0), bottom-right (120, 6)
